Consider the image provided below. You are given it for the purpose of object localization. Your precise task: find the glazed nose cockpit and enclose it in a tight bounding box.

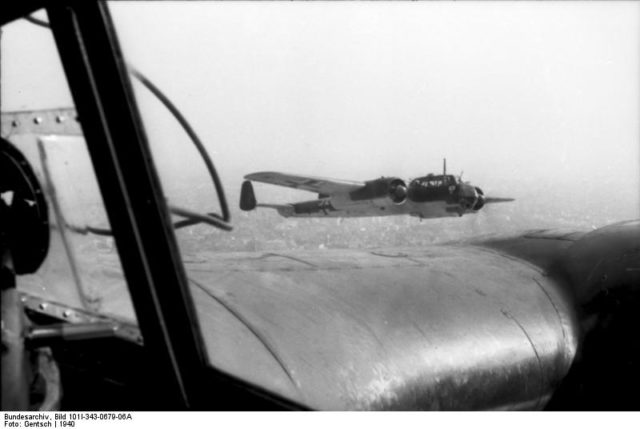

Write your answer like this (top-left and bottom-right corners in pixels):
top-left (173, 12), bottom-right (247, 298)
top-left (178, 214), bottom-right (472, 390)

top-left (457, 184), bottom-right (487, 211)
top-left (459, 185), bottom-right (514, 212)
top-left (472, 187), bottom-right (485, 211)
top-left (458, 184), bottom-right (479, 211)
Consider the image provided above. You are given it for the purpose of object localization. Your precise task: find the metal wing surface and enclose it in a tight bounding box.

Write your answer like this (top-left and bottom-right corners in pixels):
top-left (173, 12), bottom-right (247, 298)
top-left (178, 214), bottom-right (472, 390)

top-left (17, 218), bottom-right (640, 410)
top-left (182, 220), bottom-right (640, 410)
top-left (244, 172), bottom-right (365, 195)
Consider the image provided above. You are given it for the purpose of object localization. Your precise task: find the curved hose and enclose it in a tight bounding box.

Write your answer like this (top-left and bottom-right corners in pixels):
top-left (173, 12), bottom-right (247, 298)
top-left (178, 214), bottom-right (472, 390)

top-left (23, 14), bottom-right (232, 233)
top-left (24, 15), bottom-right (51, 29)
top-left (127, 66), bottom-right (231, 225)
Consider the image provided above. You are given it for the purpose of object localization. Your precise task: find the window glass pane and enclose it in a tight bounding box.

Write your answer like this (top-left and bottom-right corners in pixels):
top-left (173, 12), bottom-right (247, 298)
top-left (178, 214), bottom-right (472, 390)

top-left (107, 1), bottom-right (640, 406)
top-left (2, 11), bottom-right (136, 324)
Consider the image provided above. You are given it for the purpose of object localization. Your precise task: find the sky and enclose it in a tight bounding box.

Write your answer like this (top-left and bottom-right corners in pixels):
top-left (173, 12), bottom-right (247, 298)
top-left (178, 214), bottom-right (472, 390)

top-left (2, 1), bottom-right (639, 228)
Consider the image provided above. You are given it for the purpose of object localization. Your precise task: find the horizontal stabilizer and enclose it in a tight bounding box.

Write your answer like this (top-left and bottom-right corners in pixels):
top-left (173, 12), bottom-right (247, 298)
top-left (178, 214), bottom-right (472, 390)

top-left (256, 204), bottom-right (295, 217)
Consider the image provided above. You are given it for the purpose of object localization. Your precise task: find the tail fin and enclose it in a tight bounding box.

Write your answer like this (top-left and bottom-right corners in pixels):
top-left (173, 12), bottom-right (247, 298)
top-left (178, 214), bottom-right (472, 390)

top-left (240, 180), bottom-right (257, 211)
top-left (240, 181), bottom-right (293, 217)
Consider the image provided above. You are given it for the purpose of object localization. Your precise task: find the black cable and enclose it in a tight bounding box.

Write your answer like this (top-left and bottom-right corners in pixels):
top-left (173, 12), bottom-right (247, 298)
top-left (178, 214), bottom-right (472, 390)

top-left (23, 15), bottom-right (51, 29)
top-left (168, 205), bottom-right (232, 232)
top-left (65, 205), bottom-right (231, 235)
top-left (22, 14), bottom-right (232, 232)
top-left (65, 223), bottom-right (114, 237)
top-left (128, 66), bottom-right (231, 224)
top-left (172, 211), bottom-right (225, 230)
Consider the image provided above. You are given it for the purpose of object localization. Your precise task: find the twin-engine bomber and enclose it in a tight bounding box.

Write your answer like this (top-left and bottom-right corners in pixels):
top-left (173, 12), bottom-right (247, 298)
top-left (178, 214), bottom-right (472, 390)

top-left (240, 160), bottom-right (514, 219)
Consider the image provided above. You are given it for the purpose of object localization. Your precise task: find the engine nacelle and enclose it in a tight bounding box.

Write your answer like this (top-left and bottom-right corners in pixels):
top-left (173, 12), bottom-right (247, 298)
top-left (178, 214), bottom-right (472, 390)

top-left (387, 178), bottom-right (408, 205)
top-left (350, 177), bottom-right (408, 205)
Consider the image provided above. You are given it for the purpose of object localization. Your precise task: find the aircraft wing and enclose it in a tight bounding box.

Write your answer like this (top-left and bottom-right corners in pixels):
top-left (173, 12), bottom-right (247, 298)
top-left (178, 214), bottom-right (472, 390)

top-left (16, 217), bottom-right (640, 410)
top-left (244, 172), bottom-right (365, 195)
top-left (181, 220), bottom-right (640, 410)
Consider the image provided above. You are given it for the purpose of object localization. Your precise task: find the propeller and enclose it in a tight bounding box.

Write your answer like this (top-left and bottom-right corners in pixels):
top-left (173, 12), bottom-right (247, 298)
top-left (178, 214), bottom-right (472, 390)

top-left (468, 189), bottom-right (516, 236)
top-left (472, 187), bottom-right (514, 211)
top-left (483, 197), bottom-right (516, 204)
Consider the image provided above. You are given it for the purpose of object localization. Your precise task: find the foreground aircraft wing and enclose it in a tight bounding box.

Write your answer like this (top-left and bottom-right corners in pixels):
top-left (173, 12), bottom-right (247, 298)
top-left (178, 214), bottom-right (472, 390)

top-left (244, 172), bottom-right (365, 195)
top-left (182, 220), bottom-right (640, 410)
top-left (16, 214), bottom-right (640, 409)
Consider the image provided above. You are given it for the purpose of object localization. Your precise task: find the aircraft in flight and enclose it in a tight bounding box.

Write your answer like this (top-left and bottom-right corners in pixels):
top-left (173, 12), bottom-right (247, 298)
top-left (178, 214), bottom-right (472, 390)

top-left (240, 160), bottom-right (514, 219)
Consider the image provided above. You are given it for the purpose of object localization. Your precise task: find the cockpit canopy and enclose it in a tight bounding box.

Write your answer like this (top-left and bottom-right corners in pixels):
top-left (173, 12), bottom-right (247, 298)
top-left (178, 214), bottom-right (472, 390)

top-left (412, 174), bottom-right (459, 188)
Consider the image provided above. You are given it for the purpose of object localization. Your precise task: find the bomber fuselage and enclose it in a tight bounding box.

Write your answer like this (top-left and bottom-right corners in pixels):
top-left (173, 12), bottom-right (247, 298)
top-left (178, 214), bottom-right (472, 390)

top-left (284, 174), bottom-right (485, 219)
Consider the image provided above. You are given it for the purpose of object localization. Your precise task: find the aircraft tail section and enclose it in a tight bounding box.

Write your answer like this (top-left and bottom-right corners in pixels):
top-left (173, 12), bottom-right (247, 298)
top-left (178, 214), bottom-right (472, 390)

top-left (240, 180), bottom-right (294, 217)
top-left (240, 180), bottom-right (257, 211)
top-left (257, 203), bottom-right (295, 217)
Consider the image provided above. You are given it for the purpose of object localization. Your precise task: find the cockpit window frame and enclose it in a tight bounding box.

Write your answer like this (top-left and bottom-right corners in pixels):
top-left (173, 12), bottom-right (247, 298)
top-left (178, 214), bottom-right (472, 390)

top-left (3, 1), bottom-right (303, 410)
